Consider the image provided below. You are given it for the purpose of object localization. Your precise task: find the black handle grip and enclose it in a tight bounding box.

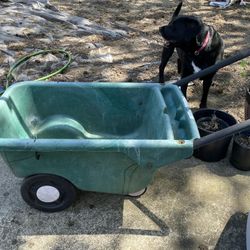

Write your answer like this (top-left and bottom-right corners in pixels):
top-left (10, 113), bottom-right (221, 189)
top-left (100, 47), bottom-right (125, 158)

top-left (193, 119), bottom-right (250, 150)
top-left (173, 48), bottom-right (250, 87)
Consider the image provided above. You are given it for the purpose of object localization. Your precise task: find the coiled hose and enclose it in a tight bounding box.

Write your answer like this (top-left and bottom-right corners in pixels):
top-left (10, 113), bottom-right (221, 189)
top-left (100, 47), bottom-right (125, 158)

top-left (2, 49), bottom-right (72, 94)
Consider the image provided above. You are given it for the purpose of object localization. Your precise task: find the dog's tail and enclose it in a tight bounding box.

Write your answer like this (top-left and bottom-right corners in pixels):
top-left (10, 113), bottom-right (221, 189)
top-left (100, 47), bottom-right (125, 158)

top-left (171, 1), bottom-right (182, 20)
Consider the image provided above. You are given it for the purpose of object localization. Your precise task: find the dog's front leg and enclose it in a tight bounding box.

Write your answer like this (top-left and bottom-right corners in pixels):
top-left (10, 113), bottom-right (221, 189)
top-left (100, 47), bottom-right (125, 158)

top-left (180, 69), bottom-right (193, 98)
top-left (159, 44), bottom-right (175, 84)
top-left (200, 78), bottom-right (213, 108)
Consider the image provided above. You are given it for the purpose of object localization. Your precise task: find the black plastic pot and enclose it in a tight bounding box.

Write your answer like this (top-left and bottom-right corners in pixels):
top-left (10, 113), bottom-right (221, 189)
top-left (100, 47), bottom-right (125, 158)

top-left (230, 131), bottom-right (250, 171)
top-left (245, 88), bottom-right (250, 120)
top-left (193, 109), bottom-right (237, 162)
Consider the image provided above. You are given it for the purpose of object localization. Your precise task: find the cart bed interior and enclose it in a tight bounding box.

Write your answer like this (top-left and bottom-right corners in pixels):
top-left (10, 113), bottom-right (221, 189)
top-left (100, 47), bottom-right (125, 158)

top-left (0, 82), bottom-right (196, 141)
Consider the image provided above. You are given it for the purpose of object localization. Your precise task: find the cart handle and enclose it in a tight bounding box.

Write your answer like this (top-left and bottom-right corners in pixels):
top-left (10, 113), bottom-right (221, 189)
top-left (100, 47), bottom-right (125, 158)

top-left (193, 119), bottom-right (250, 150)
top-left (166, 48), bottom-right (250, 87)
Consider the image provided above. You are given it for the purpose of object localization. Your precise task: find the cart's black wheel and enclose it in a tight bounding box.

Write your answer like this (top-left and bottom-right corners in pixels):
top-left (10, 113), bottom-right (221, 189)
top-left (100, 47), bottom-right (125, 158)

top-left (21, 174), bottom-right (77, 212)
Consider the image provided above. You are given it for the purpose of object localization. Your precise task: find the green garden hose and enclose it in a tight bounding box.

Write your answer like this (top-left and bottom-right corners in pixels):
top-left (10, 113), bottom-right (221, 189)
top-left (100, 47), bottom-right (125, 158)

top-left (5, 49), bottom-right (72, 89)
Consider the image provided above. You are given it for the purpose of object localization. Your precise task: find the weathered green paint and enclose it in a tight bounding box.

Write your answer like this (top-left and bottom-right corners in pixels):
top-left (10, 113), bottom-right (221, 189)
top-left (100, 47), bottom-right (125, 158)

top-left (0, 81), bottom-right (199, 194)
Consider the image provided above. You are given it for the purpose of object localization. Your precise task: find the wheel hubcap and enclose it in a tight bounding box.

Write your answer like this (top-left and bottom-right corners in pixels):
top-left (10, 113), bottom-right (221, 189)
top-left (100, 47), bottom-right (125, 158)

top-left (129, 188), bottom-right (146, 197)
top-left (36, 185), bottom-right (60, 203)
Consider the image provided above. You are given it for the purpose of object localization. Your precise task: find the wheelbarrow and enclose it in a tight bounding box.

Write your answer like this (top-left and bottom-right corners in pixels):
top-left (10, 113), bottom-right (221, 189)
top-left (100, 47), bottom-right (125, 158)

top-left (0, 49), bottom-right (249, 212)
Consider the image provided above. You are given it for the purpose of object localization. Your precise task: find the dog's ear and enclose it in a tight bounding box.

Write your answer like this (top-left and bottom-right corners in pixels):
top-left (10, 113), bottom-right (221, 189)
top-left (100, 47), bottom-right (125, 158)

top-left (187, 22), bottom-right (197, 29)
top-left (181, 19), bottom-right (203, 43)
top-left (171, 1), bottom-right (183, 20)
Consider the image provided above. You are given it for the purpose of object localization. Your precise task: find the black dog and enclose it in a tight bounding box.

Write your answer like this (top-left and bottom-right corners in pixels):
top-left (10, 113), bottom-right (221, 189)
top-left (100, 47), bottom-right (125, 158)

top-left (159, 2), bottom-right (224, 108)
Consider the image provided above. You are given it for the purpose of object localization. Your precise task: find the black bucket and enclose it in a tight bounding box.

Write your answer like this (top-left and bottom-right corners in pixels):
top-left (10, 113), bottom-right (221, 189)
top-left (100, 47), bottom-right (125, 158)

top-left (245, 88), bottom-right (250, 120)
top-left (193, 109), bottom-right (237, 162)
top-left (230, 130), bottom-right (250, 171)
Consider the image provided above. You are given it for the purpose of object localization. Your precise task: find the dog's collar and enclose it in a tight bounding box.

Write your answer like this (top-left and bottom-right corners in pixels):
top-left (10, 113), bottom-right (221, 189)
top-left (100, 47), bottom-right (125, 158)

top-left (194, 31), bottom-right (210, 56)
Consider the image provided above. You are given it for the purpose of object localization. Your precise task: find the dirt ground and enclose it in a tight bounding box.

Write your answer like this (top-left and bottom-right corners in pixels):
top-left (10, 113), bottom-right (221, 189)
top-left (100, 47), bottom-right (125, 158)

top-left (53, 0), bottom-right (250, 121)
top-left (1, 0), bottom-right (249, 120)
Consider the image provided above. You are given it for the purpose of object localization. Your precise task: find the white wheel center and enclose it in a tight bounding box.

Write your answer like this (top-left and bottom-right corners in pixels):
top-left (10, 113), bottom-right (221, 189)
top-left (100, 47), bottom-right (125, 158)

top-left (129, 188), bottom-right (146, 197)
top-left (36, 185), bottom-right (60, 203)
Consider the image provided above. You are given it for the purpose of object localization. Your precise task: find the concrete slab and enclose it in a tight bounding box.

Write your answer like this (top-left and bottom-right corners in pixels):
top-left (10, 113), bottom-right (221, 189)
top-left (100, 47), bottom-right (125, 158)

top-left (0, 156), bottom-right (249, 250)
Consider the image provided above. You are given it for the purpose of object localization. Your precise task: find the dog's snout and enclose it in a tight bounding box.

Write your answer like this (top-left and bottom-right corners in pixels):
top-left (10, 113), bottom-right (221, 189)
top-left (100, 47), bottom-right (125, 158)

top-left (159, 26), bottom-right (164, 32)
top-left (159, 26), bottom-right (165, 35)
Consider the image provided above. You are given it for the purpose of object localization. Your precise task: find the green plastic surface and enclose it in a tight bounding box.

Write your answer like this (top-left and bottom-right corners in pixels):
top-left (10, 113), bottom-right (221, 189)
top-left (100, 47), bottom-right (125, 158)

top-left (0, 81), bottom-right (199, 194)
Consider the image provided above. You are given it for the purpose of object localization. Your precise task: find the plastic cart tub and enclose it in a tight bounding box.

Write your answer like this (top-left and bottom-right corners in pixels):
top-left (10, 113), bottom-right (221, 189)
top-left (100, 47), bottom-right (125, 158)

top-left (0, 81), bottom-right (199, 211)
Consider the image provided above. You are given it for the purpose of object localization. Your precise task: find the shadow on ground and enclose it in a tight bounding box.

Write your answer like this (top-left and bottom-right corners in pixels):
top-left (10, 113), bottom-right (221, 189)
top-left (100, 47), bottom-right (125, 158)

top-left (215, 212), bottom-right (247, 250)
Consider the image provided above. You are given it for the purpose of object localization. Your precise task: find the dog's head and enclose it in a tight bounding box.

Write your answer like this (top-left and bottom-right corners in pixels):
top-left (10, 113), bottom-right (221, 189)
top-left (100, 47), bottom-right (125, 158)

top-left (159, 2), bottom-right (204, 46)
top-left (159, 16), bottom-right (204, 46)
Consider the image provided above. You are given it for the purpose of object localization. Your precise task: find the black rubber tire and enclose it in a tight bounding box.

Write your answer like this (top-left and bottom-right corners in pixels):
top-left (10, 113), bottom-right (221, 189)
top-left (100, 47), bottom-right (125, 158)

top-left (21, 174), bottom-right (77, 212)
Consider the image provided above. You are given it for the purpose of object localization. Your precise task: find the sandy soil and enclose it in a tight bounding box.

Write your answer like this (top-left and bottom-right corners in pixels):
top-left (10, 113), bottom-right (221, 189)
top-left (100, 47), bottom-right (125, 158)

top-left (0, 0), bottom-right (249, 119)
top-left (40, 0), bottom-right (249, 121)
